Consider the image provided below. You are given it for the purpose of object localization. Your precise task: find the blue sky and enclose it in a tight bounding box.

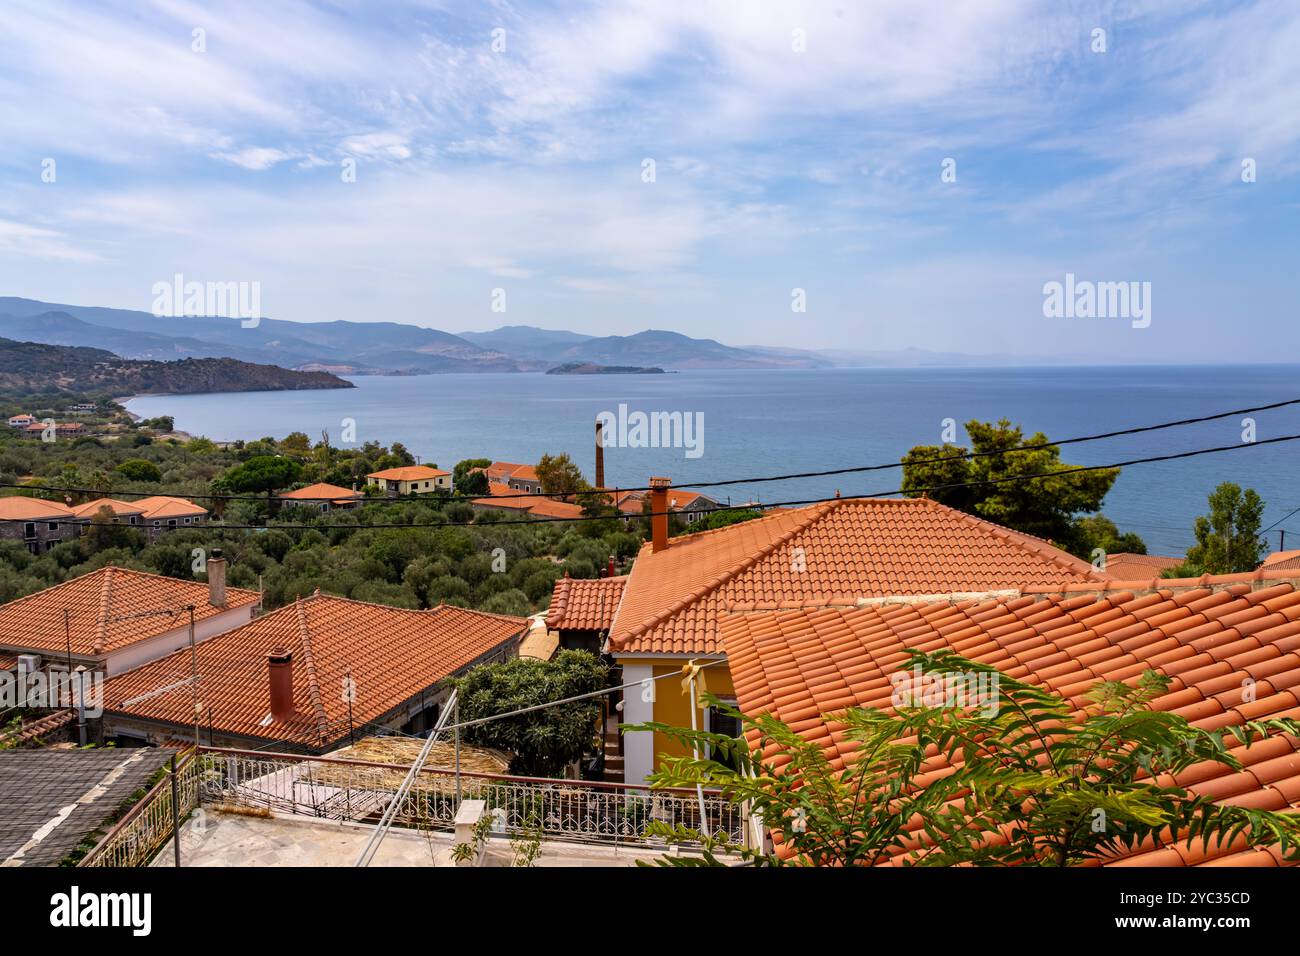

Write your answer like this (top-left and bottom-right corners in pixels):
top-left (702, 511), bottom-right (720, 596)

top-left (0, 0), bottom-right (1296, 361)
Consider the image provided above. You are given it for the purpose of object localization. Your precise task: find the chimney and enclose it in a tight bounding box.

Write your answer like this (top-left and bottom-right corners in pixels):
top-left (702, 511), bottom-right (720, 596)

top-left (649, 476), bottom-right (671, 553)
top-left (594, 419), bottom-right (606, 489)
top-left (207, 547), bottom-right (227, 607)
top-left (268, 648), bottom-right (294, 722)
top-left (607, 555), bottom-right (616, 578)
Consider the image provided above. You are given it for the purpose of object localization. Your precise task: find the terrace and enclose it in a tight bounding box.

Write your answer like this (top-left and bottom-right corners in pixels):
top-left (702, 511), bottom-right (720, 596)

top-left (81, 745), bottom-right (755, 868)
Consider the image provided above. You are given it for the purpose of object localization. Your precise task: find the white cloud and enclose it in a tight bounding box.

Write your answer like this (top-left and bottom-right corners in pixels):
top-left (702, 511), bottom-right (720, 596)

top-left (212, 147), bottom-right (295, 170)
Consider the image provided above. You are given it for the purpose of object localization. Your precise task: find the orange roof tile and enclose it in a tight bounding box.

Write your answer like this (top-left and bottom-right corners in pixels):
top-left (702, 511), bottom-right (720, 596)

top-left (366, 465), bottom-right (449, 481)
top-left (1262, 550), bottom-right (1300, 572)
top-left (720, 572), bottom-right (1300, 867)
top-left (0, 567), bottom-right (260, 657)
top-left (0, 497), bottom-right (75, 521)
top-left (546, 576), bottom-right (628, 631)
top-left (488, 461), bottom-right (538, 482)
top-left (609, 497), bottom-right (1102, 657)
top-left (471, 484), bottom-right (584, 519)
top-left (133, 495), bottom-right (208, 519)
top-left (1102, 552), bottom-right (1183, 579)
top-left (70, 498), bottom-right (146, 519)
top-left (103, 594), bottom-right (527, 748)
top-left (279, 482), bottom-right (363, 502)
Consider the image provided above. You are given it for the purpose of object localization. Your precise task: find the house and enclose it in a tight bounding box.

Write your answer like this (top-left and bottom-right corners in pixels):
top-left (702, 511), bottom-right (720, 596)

top-left (486, 462), bottom-right (543, 495)
top-left (0, 559), bottom-right (259, 676)
top-left (717, 569), bottom-right (1300, 867)
top-left (607, 487), bottom-right (718, 523)
top-left (607, 478), bottom-right (1107, 785)
top-left (0, 748), bottom-right (178, 866)
top-left (1260, 550), bottom-right (1300, 572)
top-left (70, 497), bottom-right (146, 526)
top-left (545, 574), bottom-right (627, 654)
top-left (22, 421), bottom-right (84, 438)
top-left (366, 465), bottom-right (450, 496)
top-left (102, 594), bottom-right (527, 752)
top-left (279, 482), bottom-right (364, 512)
top-left (6, 414), bottom-right (35, 429)
top-left (0, 497), bottom-right (81, 553)
top-left (469, 482), bottom-right (585, 520)
top-left (132, 495), bottom-right (209, 538)
top-left (1101, 551), bottom-right (1183, 579)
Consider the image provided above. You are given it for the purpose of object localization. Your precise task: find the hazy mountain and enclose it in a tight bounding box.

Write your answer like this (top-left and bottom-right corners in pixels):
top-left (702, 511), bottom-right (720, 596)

top-left (0, 338), bottom-right (353, 396)
top-left (0, 298), bottom-right (825, 373)
top-left (458, 325), bottom-right (594, 360)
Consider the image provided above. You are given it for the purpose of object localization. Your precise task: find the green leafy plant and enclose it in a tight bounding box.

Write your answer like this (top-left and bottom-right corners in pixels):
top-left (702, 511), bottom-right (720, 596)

top-left (632, 650), bottom-right (1300, 866)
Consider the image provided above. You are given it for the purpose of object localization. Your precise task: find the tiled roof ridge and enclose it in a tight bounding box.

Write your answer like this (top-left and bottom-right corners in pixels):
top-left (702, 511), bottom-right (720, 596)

top-left (92, 569), bottom-right (114, 656)
top-left (728, 588), bottom-right (1026, 614)
top-left (546, 576), bottom-right (573, 626)
top-left (610, 500), bottom-right (841, 649)
top-left (1023, 568), bottom-right (1300, 598)
top-left (917, 496), bottom-right (1099, 579)
top-left (429, 601), bottom-right (530, 626)
top-left (293, 598), bottom-right (331, 742)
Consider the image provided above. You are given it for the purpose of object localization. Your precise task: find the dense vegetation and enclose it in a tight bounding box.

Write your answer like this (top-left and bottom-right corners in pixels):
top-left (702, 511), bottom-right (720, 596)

top-left (0, 425), bottom-right (661, 614)
top-left (0, 337), bottom-right (351, 397)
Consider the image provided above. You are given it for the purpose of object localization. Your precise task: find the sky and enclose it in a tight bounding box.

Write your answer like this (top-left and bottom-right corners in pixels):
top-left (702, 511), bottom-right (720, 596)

top-left (0, 0), bottom-right (1296, 361)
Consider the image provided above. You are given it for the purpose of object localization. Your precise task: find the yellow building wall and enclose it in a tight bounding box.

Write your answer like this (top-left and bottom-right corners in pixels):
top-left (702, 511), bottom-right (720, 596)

top-left (648, 660), bottom-right (734, 767)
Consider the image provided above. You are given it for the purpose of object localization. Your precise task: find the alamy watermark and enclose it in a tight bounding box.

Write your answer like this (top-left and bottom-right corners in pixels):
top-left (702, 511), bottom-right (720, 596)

top-left (889, 663), bottom-right (1000, 718)
top-left (596, 403), bottom-right (704, 459)
top-left (151, 273), bottom-right (262, 328)
top-left (1, 663), bottom-right (103, 717)
top-left (1042, 272), bottom-right (1150, 329)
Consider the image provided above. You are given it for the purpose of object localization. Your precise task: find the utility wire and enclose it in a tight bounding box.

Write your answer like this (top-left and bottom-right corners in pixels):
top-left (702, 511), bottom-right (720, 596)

top-left (5, 396), bottom-right (1298, 504)
top-left (31, 431), bottom-right (1300, 532)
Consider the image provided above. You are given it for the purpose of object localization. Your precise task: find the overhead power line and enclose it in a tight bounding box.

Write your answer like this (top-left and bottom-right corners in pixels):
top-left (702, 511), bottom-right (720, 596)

top-left (4, 396), bottom-right (1297, 504)
top-left (34, 431), bottom-right (1300, 532)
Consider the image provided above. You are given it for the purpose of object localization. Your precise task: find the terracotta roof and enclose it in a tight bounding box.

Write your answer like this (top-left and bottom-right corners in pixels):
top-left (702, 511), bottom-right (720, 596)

top-left (70, 497), bottom-right (145, 519)
top-left (720, 570), bottom-right (1300, 867)
top-left (609, 497), bottom-right (1102, 657)
top-left (0, 567), bottom-right (260, 657)
top-left (489, 461), bottom-right (538, 482)
top-left (0, 497), bottom-right (75, 521)
top-left (103, 594), bottom-right (527, 748)
top-left (280, 482), bottom-right (363, 502)
top-left (133, 495), bottom-right (208, 519)
top-left (366, 465), bottom-right (449, 481)
top-left (472, 484), bottom-right (584, 519)
top-left (1262, 550), bottom-right (1300, 572)
top-left (1102, 552), bottom-right (1183, 579)
top-left (546, 575), bottom-right (628, 631)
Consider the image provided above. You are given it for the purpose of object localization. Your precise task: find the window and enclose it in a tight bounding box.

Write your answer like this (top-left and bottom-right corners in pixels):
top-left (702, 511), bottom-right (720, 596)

top-left (23, 522), bottom-right (36, 538)
top-left (320, 503), bottom-right (328, 513)
top-left (706, 698), bottom-right (743, 770)
top-left (167, 519), bottom-right (177, 528)
top-left (48, 522), bottom-right (59, 531)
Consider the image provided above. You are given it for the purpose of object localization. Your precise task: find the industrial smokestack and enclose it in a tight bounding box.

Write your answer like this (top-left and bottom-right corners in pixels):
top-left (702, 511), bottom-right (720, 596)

top-left (268, 648), bottom-right (295, 722)
top-left (595, 419), bottom-right (605, 489)
top-left (208, 548), bottom-right (227, 607)
top-left (649, 476), bottom-right (670, 553)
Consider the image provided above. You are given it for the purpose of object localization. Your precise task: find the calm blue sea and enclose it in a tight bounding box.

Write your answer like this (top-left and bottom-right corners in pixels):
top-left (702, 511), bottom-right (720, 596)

top-left (126, 366), bottom-right (1300, 556)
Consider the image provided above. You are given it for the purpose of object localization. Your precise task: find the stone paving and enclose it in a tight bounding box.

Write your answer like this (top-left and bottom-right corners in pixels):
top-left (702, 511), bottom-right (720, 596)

top-left (152, 809), bottom-right (684, 867)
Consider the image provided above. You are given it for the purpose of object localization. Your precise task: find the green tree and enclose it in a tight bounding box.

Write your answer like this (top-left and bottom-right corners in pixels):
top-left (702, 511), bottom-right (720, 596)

top-left (455, 650), bottom-right (610, 776)
top-left (221, 455), bottom-right (302, 504)
top-left (634, 650), bottom-right (1300, 866)
top-left (901, 419), bottom-right (1122, 555)
top-left (1180, 482), bottom-right (1264, 574)
top-left (1076, 514), bottom-right (1148, 564)
top-left (535, 453), bottom-right (586, 496)
top-left (453, 458), bottom-right (492, 496)
top-left (115, 459), bottom-right (162, 483)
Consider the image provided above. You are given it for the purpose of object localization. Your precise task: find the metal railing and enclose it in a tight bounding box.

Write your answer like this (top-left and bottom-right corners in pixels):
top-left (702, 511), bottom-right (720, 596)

top-left (197, 746), bottom-right (745, 847)
top-left (80, 750), bottom-right (201, 867)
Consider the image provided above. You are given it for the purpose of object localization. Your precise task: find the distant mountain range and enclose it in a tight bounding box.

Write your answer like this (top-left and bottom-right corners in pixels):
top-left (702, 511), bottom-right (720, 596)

top-left (0, 337), bottom-right (353, 397)
top-left (0, 297), bottom-right (1028, 374)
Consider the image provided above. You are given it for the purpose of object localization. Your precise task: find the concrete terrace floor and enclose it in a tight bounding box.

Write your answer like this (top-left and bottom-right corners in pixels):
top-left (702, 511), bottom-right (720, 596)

top-left (152, 809), bottom-right (692, 867)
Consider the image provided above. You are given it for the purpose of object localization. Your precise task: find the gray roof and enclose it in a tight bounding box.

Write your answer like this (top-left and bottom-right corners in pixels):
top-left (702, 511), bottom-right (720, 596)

top-left (0, 747), bottom-right (175, 866)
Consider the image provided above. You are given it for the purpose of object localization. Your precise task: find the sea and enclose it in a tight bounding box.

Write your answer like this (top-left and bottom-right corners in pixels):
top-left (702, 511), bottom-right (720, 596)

top-left (125, 365), bottom-right (1300, 556)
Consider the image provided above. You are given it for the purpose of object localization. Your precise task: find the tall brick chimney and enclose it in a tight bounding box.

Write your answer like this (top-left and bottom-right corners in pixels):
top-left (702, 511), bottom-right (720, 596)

top-left (595, 419), bottom-right (605, 489)
top-left (207, 548), bottom-right (227, 607)
top-left (268, 648), bottom-right (294, 722)
top-left (649, 476), bottom-right (671, 553)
